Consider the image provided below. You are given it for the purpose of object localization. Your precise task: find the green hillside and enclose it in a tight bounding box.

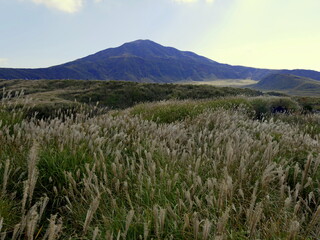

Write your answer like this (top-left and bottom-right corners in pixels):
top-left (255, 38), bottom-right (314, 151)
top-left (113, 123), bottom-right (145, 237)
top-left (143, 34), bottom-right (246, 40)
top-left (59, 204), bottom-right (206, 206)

top-left (249, 73), bottom-right (320, 96)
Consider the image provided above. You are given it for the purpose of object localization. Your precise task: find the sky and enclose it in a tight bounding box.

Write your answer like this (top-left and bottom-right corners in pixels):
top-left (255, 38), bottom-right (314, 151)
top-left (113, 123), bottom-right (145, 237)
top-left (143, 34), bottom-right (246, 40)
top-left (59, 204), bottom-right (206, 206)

top-left (0, 0), bottom-right (319, 71)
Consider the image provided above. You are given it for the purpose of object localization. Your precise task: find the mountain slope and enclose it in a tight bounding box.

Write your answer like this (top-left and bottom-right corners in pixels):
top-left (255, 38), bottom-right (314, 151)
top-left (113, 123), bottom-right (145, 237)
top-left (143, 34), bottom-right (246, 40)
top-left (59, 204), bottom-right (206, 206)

top-left (279, 69), bottom-right (320, 81)
top-left (249, 73), bottom-right (320, 96)
top-left (0, 40), bottom-right (319, 83)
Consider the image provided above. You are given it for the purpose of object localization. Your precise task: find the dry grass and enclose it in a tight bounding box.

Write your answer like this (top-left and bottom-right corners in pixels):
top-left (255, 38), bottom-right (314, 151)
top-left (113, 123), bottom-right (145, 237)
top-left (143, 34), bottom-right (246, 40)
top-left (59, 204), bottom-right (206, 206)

top-left (180, 79), bottom-right (258, 87)
top-left (0, 91), bottom-right (319, 239)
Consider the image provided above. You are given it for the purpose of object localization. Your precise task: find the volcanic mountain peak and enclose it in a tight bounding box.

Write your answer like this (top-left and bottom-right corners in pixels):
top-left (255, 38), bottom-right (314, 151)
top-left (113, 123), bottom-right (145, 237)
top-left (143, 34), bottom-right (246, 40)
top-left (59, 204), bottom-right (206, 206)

top-left (80, 39), bottom-right (214, 64)
top-left (0, 40), bottom-right (320, 83)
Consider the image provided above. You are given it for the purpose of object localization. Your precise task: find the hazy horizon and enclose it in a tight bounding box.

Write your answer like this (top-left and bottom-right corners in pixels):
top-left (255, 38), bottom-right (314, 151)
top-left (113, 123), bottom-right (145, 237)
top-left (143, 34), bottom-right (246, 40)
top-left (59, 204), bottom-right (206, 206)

top-left (1, 0), bottom-right (319, 71)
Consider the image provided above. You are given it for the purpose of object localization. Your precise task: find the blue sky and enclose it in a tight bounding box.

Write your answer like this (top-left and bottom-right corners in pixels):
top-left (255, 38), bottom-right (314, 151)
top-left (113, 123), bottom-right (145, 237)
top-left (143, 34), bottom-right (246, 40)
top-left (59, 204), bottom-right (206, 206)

top-left (0, 0), bottom-right (319, 71)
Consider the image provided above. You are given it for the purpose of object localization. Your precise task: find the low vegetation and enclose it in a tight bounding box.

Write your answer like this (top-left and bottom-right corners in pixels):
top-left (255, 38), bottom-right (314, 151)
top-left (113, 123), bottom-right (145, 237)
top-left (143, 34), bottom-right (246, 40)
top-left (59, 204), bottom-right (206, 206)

top-left (0, 79), bottom-right (262, 113)
top-left (0, 86), bottom-right (320, 239)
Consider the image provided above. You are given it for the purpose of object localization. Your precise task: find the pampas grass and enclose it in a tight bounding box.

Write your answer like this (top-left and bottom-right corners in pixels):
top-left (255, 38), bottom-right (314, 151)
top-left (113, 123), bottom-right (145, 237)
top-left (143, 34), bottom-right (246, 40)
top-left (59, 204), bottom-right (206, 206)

top-left (0, 91), bottom-right (319, 239)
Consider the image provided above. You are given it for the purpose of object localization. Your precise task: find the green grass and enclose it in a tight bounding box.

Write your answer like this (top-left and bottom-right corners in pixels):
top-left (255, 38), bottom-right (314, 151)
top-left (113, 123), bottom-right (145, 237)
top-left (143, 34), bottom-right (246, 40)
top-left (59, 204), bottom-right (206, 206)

top-left (130, 97), bottom-right (300, 123)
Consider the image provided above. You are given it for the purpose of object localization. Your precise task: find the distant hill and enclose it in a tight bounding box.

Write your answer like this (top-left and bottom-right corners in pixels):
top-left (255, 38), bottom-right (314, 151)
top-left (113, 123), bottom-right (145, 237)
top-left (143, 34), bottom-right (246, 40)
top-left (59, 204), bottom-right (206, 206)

top-left (249, 73), bottom-right (320, 96)
top-left (0, 40), bottom-right (320, 83)
top-left (279, 69), bottom-right (320, 81)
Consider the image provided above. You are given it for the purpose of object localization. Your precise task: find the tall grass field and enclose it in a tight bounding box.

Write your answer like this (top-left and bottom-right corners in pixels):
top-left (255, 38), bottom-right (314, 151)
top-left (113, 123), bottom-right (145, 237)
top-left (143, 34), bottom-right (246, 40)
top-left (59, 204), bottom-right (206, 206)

top-left (0, 88), bottom-right (319, 239)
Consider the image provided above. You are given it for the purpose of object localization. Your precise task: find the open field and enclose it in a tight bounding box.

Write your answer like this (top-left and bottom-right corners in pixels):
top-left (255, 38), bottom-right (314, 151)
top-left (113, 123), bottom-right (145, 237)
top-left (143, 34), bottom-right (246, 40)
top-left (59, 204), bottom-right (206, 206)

top-left (0, 84), bottom-right (320, 239)
top-left (180, 78), bottom-right (320, 97)
top-left (0, 79), bottom-right (263, 117)
top-left (2, 79), bottom-right (320, 117)
top-left (180, 79), bottom-right (258, 87)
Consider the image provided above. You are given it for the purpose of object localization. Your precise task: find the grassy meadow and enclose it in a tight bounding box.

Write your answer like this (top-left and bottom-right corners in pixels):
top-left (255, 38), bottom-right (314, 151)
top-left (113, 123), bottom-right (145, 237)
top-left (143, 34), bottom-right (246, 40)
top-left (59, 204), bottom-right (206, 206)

top-left (0, 80), bottom-right (320, 239)
top-left (180, 79), bottom-right (258, 87)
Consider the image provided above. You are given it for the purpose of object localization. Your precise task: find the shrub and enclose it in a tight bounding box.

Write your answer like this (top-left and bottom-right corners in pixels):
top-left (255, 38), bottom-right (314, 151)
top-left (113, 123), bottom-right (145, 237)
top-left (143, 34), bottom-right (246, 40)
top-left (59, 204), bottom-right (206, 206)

top-left (249, 97), bottom-right (300, 119)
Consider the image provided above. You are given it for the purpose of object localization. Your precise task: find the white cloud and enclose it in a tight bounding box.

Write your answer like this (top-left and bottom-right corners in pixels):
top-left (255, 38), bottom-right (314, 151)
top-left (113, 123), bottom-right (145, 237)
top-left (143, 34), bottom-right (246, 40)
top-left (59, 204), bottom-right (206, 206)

top-left (25, 0), bottom-right (215, 13)
top-left (173, 0), bottom-right (215, 3)
top-left (27, 0), bottom-right (106, 13)
top-left (31, 0), bottom-right (84, 13)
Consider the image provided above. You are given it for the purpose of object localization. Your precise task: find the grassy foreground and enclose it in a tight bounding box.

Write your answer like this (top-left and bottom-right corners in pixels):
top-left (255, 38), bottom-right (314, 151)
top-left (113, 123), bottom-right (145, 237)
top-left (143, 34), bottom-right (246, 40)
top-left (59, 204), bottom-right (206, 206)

top-left (0, 91), bottom-right (320, 239)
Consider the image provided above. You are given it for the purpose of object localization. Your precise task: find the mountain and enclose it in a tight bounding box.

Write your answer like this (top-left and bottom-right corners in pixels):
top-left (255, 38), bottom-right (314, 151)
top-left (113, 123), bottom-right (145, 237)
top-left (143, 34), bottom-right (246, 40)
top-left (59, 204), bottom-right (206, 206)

top-left (0, 40), bottom-right (319, 83)
top-left (249, 73), bottom-right (320, 96)
top-left (278, 69), bottom-right (320, 81)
